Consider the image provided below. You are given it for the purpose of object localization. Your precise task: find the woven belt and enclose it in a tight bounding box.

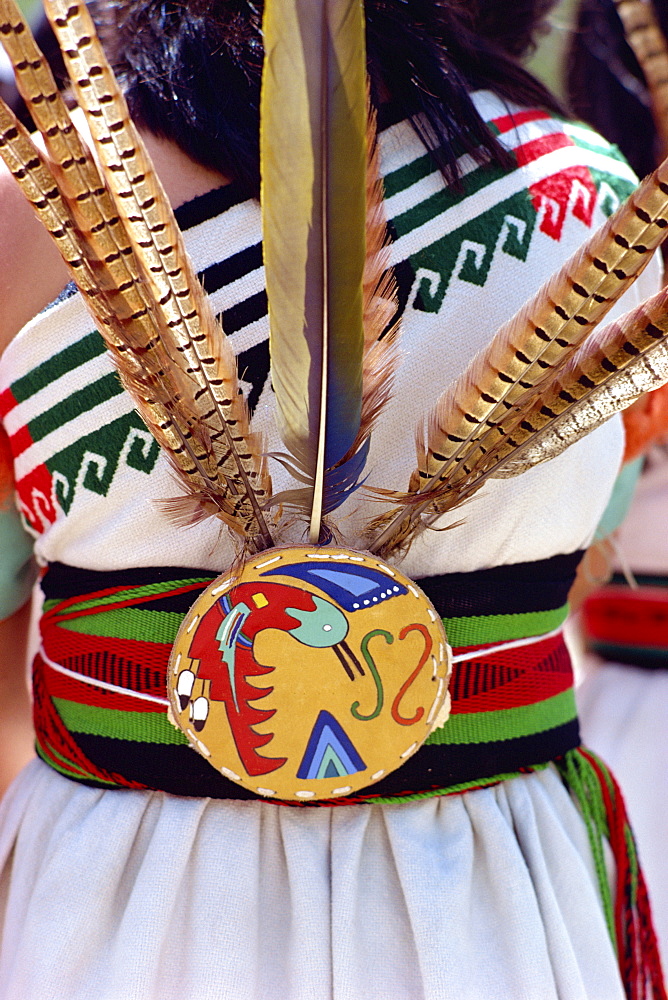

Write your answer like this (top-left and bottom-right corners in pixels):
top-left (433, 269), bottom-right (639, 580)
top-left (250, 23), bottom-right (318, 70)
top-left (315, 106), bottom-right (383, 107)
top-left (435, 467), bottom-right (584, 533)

top-left (34, 553), bottom-right (583, 804)
top-left (583, 574), bottom-right (668, 670)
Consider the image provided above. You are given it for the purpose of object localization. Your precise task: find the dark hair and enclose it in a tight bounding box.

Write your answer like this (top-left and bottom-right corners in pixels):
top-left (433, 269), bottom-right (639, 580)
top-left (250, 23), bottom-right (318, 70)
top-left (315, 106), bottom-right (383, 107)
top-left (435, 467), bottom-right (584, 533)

top-left (567, 0), bottom-right (667, 178)
top-left (91, 0), bottom-right (565, 199)
top-left (472, 0), bottom-right (557, 59)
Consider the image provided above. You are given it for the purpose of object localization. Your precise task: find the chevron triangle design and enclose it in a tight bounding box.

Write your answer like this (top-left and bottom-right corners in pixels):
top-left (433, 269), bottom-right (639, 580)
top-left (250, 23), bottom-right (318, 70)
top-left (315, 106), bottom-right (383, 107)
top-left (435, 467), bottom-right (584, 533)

top-left (297, 710), bottom-right (366, 780)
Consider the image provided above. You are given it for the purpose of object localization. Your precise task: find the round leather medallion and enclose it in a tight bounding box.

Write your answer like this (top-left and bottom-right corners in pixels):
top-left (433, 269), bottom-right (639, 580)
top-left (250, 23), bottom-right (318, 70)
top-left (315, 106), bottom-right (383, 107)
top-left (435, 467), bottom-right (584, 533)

top-left (168, 546), bottom-right (452, 801)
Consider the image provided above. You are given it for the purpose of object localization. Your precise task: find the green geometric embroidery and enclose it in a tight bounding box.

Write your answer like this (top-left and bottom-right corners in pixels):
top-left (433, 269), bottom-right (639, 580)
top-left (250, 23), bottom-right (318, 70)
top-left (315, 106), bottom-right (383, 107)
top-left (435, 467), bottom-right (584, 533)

top-left (407, 191), bottom-right (536, 314)
top-left (391, 160), bottom-right (509, 239)
top-left (588, 168), bottom-right (636, 218)
top-left (47, 412), bottom-right (160, 513)
top-left (126, 429), bottom-right (161, 473)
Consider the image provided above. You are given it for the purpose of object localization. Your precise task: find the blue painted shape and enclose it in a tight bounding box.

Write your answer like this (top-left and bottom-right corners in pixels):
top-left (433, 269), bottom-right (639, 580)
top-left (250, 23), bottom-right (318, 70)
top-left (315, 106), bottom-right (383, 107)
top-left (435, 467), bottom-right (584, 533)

top-left (297, 710), bottom-right (366, 780)
top-left (261, 561), bottom-right (408, 612)
top-left (324, 758), bottom-right (340, 779)
top-left (309, 568), bottom-right (377, 596)
top-left (215, 601), bottom-right (252, 711)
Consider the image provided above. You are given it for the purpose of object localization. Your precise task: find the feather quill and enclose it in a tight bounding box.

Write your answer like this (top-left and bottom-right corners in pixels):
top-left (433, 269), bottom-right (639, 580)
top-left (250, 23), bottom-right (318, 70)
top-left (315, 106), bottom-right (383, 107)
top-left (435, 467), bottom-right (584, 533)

top-left (260, 0), bottom-right (368, 543)
top-left (419, 285), bottom-right (668, 521)
top-left (368, 154), bottom-right (668, 555)
top-left (480, 286), bottom-right (668, 479)
top-left (367, 286), bottom-right (668, 551)
top-left (0, 0), bottom-right (273, 548)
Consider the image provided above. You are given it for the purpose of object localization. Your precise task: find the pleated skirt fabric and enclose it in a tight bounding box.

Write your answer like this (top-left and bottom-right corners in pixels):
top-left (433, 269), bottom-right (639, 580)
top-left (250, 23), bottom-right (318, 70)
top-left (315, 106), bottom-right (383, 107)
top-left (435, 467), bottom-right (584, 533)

top-left (0, 759), bottom-right (624, 1000)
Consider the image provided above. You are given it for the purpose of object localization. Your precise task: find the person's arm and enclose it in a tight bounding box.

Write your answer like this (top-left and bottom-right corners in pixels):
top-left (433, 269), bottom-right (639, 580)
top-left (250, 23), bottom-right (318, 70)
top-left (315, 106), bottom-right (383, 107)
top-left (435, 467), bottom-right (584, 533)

top-left (0, 422), bottom-right (36, 792)
top-left (0, 598), bottom-right (35, 793)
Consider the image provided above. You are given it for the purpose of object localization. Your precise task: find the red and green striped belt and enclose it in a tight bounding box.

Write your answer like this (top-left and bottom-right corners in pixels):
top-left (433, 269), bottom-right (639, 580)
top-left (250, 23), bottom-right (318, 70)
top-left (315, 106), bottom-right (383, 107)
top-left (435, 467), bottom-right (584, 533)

top-left (33, 552), bottom-right (583, 804)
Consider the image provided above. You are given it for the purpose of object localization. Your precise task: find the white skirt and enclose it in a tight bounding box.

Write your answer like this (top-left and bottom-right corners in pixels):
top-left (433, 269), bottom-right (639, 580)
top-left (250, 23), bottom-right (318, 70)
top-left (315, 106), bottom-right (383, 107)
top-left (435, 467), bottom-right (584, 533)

top-left (579, 659), bottom-right (668, 968)
top-left (0, 759), bottom-right (624, 1000)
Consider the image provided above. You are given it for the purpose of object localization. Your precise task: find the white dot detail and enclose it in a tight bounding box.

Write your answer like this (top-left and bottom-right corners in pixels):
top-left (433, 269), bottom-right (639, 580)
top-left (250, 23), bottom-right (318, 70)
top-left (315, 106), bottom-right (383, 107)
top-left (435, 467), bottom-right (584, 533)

top-left (295, 790), bottom-right (316, 798)
top-left (255, 556), bottom-right (283, 570)
top-left (221, 767), bottom-right (241, 781)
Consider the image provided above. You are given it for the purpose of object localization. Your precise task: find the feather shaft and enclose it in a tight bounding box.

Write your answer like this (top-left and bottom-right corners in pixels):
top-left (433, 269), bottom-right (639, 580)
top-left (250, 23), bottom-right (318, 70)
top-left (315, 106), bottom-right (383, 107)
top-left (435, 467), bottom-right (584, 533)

top-left (480, 287), bottom-right (668, 480)
top-left (368, 155), bottom-right (668, 555)
top-left (42, 0), bottom-right (274, 548)
top-left (261, 0), bottom-right (367, 542)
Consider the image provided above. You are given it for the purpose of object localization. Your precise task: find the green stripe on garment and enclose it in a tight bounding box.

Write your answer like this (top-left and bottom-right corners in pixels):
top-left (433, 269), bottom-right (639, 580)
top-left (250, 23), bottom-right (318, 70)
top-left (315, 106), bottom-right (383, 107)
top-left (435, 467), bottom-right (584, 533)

top-left (29, 372), bottom-right (123, 443)
top-left (55, 577), bottom-right (212, 615)
top-left (383, 151), bottom-right (436, 199)
top-left (57, 607), bottom-right (184, 644)
top-left (391, 160), bottom-right (509, 239)
top-left (53, 697), bottom-right (189, 745)
top-left (426, 687), bottom-right (577, 746)
top-left (443, 604), bottom-right (568, 648)
top-left (10, 331), bottom-right (105, 403)
top-left (566, 130), bottom-right (629, 162)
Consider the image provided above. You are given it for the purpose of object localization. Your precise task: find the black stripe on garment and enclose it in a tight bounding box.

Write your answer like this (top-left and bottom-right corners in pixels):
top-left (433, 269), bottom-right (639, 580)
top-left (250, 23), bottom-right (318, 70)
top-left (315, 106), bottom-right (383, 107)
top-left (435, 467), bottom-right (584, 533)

top-left (41, 562), bottom-right (217, 608)
top-left (174, 182), bottom-right (248, 231)
top-left (216, 289), bottom-right (268, 336)
top-left (199, 243), bottom-right (263, 295)
top-left (418, 551), bottom-right (585, 619)
top-left (43, 551), bottom-right (584, 617)
top-left (68, 718), bottom-right (580, 804)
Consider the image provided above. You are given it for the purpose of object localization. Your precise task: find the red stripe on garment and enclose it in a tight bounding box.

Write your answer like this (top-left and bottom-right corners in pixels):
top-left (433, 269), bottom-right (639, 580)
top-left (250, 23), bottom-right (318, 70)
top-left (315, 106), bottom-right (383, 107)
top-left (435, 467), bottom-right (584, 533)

top-left (0, 386), bottom-right (16, 419)
top-left (491, 108), bottom-right (551, 135)
top-left (42, 660), bottom-right (167, 713)
top-left (41, 627), bottom-right (171, 706)
top-left (42, 580), bottom-right (210, 625)
top-left (9, 424), bottom-right (33, 457)
top-left (514, 131), bottom-right (574, 167)
top-left (450, 632), bottom-right (572, 714)
top-left (583, 587), bottom-right (668, 648)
